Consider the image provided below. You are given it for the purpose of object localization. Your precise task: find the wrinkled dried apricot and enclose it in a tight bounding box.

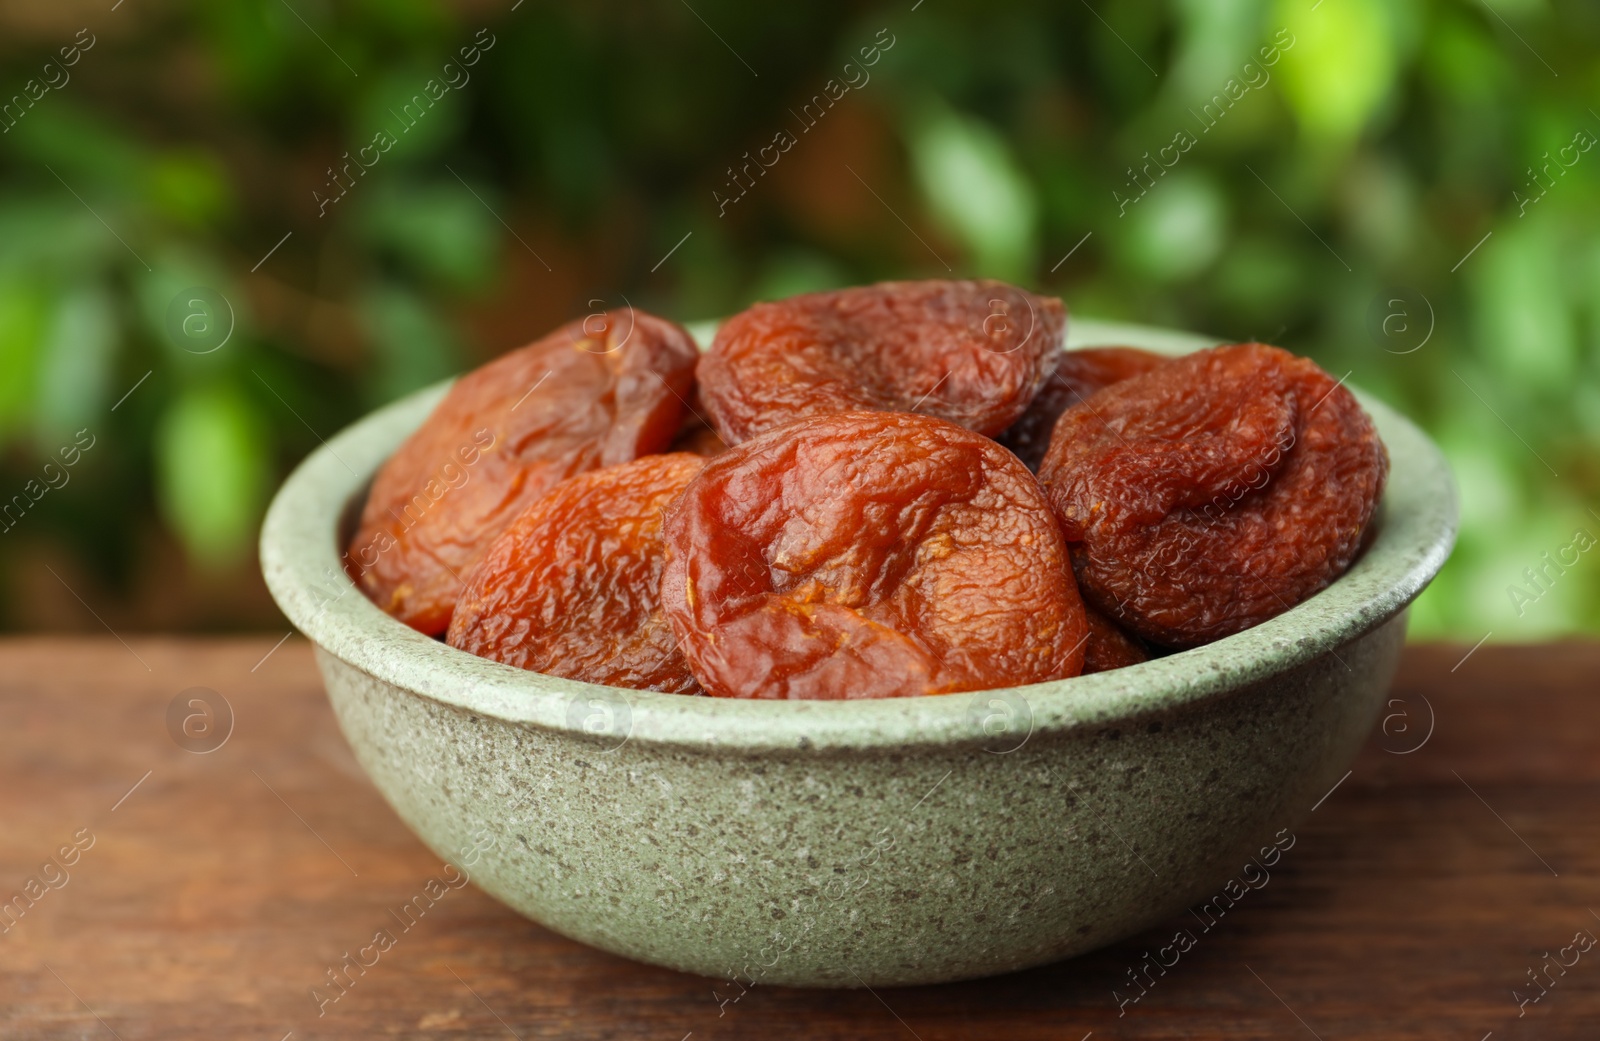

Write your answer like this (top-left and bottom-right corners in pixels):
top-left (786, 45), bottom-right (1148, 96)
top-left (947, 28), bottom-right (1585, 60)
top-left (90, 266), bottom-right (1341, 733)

top-left (660, 411), bottom-right (1088, 699)
top-left (1039, 343), bottom-right (1387, 649)
top-left (1000, 346), bottom-right (1168, 472)
top-left (1081, 605), bottom-right (1149, 674)
top-left (698, 280), bottom-right (1064, 444)
top-left (349, 309), bottom-right (699, 635)
top-left (447, 453), bottom-right (705, 693)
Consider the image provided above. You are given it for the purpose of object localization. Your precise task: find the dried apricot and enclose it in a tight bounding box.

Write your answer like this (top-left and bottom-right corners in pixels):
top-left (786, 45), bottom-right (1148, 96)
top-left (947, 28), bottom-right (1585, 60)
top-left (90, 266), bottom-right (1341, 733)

top-left (1039, 343), bottom-right (1387, 648)
top-left (1081, 605), bottom-right (1149, 674)
top-left (447, 453), bottom-right (705, 694)
top-left (349, 309), bottom-right (699, 634)
top-left (660, 411), bottom-right (1088, 699)
top-left (698, 280), bottom-right (1064, 444)
top-left (1000, 346), bottom-right (1167, 472)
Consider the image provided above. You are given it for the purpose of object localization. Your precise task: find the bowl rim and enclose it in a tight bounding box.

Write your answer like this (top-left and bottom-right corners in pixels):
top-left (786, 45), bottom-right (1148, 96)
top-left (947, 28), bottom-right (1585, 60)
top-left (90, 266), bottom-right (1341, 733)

top-left (260, 317), bottom-right (1458, 752)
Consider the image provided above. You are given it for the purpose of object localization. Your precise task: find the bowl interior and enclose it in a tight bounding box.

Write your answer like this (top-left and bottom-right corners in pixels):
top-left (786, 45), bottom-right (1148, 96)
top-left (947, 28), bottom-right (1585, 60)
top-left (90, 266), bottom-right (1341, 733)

top-left (260, 318), bottom-right (1458, 751)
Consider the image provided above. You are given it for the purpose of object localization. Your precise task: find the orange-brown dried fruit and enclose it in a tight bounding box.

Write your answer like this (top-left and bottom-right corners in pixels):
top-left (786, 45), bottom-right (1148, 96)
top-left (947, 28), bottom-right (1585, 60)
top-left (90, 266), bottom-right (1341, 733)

top-left (668, 410), bottom-right (729, 458)
top-left (698, 280), bottom-right (1064, 445)
top-left (447, 453), bottom-right (706, 693)
top-left (1081, 605), bottom-right (1149, 674)
top-left (349, 309), bottom-right (699, 635)
top-left (660, 411), bottom-right (1088, 699)
top-left (1039, 343), bottom-right (1387, 649)
top-left (1000, 346), bottom-right (1168, 472)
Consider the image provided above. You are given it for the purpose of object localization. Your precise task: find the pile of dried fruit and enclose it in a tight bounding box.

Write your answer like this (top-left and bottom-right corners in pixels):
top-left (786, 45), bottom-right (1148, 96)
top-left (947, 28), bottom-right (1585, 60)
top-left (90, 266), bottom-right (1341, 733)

top-left (350, 280), bottom-right (1388, 699)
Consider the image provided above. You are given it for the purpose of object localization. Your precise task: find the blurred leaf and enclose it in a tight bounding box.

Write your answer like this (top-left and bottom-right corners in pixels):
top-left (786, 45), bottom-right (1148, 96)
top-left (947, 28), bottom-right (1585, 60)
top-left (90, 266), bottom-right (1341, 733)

top-left (352, 0), bottom-right (450, 38)
top-left (36, 284), bottom-right (117, 439)
top-left (1439, 415), bottom-right (1523, 533)
top-left (356, 68), bottom-right (465, 162)
top-left (147, 152), bottom-right (234, 229)
top-left (132, 250), bottom-right (247, 369)
top-left (1274, 0), bottom-right (1397, 140)
top-left (1212, 236), bottom-right (1301, 315)
top-left (1479, 0), bottom-right (1551, 17)
top-left (154, 383), bottom-right (272, 569)
top-left (199, 1), bottom-right (290, 101)
top-left (1471, 217), bottom-right (1575, 394)
top-left (0, 199), bottom-right (114, 276)
top-left (1422, 11), bottom-right (1511, 101)
top-left (3, 105), bottom-right (148, 188)
top-left (908, 103), bottom-right (1037, 279)
top-left (1119, 172), bottom-right (1228, 282)
top-left (357, 282), bottom-right (461, 405)
top-left (752, 250), bottom-right (848, 301)
top-left (355, 178), bottom-right (497, 290)
top-left (1169, 0), bottom-right (1269, 101)
top-left (1457, 510), bottom-right (1597, 640)
top-left (0, 280), bottom-right (48, 439)
top-left (1342, 154), bottom-right (1416, 263)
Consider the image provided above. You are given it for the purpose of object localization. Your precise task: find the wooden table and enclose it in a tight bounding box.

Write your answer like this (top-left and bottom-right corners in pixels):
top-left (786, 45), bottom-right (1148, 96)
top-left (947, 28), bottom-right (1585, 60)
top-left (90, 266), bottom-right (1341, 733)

top-left (1, 637), bottom-right (1596, 1039)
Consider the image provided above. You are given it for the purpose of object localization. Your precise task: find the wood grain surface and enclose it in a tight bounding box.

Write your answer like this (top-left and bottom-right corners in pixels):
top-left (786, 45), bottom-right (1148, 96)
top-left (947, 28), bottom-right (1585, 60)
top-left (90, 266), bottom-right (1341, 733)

top-left (1, 637), bottom-right (1597, 1039)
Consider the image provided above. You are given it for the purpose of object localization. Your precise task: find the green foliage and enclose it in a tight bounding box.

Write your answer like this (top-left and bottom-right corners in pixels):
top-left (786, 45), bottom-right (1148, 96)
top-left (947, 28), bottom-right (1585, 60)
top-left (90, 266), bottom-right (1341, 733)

top-left (0, 0), bottom-right (1594, 636)
top-left (355, 177), bottom-right (498, 291)
top-left (909, 101), bottom-right (1039, 279)
top-left (154, 383), bottom-right (272, 570)
top-left (356, 280), bottom-right (463, 407)
top-left (1274, 0), bottom-right (1399, 142)
top-left (36, 284), bottom-right (116, 437)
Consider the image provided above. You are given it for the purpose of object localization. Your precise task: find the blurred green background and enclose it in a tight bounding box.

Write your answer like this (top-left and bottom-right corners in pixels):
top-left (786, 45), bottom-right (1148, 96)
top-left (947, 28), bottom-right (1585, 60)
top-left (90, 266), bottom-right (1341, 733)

top-left (0, 0), bottom-right (1595, 639)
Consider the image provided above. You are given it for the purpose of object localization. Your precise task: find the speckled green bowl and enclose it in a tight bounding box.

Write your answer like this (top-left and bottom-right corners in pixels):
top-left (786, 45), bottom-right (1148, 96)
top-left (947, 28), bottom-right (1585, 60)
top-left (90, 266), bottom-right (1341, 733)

top-left (260, 319), bottom-right (1456, 988)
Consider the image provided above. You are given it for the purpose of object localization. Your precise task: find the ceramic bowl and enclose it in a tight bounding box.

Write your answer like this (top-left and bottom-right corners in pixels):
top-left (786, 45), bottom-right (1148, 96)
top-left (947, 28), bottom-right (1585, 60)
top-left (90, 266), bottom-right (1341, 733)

top-left (260, 318), bottom-right (1456, 988)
